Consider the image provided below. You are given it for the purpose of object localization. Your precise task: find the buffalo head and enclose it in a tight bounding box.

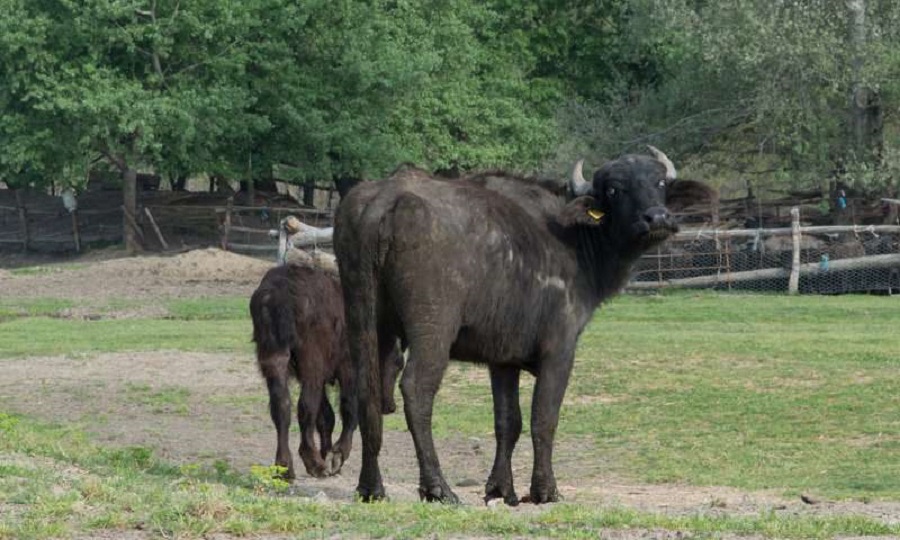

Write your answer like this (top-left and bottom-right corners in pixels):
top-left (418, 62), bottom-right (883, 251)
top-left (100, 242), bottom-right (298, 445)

top-left (565, 146), bottom-right (680, 249)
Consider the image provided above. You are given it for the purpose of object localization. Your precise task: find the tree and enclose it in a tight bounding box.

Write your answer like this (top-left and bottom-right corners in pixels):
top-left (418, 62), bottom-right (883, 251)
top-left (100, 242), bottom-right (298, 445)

top-left (0, 0), bottom-right (274, 251)
top-left (551, 0), bottom-right (900, 208)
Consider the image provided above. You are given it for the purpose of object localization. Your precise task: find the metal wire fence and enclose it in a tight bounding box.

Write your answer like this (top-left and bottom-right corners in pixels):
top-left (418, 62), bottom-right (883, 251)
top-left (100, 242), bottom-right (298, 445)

top-left (629, 223), bottom-right (900, 295)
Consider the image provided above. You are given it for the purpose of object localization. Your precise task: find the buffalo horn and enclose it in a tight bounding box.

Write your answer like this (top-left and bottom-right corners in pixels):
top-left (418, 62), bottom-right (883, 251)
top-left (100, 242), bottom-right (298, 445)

top-left (646, 145), bottom-right (677, 181)
top-left (569, 159), bottom-right (592, 197)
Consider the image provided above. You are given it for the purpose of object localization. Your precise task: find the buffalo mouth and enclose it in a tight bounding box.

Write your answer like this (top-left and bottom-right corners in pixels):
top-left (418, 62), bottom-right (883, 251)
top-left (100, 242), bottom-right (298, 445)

top-left (633, 221), bottom-right (678, 243)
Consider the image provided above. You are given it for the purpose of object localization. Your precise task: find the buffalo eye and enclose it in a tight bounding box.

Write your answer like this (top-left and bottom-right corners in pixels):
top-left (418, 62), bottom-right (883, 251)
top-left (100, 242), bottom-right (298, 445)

top-left (606, 186), bottom-right (617, 197)
top-left (657, 180), bottom-right (666, 189)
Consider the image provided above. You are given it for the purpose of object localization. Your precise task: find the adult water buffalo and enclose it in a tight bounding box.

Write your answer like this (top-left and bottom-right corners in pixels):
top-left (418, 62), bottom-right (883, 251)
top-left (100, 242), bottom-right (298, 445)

top-left (335, 148), bottom-right (703, 504)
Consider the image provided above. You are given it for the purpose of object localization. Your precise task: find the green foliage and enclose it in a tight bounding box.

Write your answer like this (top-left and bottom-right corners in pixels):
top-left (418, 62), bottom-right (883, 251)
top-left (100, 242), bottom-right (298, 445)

top-left (248, 465), bottom-right (290, 494)
top-left (554, 0), bottom-right (900, 196)
top-left (0, 0), bottom-right (562, 189)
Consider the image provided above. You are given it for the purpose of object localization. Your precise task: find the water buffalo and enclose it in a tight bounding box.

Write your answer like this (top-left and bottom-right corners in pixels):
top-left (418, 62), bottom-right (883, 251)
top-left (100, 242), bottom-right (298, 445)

top-left (335, 148), bottom-right (703, 504)
top-left (250, 263), bottom-right (403, 479)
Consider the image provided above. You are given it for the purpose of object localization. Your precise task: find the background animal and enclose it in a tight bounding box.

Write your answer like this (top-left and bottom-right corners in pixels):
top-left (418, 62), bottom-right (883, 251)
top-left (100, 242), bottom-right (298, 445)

top-left (249, 263), bottom-right (403, 479)
top-left (335, 148), bottom-right (709, 504)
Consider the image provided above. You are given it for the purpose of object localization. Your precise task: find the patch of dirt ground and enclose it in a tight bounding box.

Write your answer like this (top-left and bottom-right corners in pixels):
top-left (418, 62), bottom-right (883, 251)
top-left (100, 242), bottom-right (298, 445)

top-left (2, 249), bottom-right (900, 536)
top-left (0, 247), bottom-right (272, 301)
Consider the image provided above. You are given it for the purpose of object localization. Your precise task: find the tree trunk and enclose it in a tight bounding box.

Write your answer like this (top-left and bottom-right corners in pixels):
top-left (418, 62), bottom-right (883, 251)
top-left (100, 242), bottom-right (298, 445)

top-left (122, 167), bottom-right (139, 254)
top-left (171, 174), bottom-right (188, 191)
top-left (303, 179), bottom-right (316, 207)
top-left (848, 0), bottom-right (883, 161)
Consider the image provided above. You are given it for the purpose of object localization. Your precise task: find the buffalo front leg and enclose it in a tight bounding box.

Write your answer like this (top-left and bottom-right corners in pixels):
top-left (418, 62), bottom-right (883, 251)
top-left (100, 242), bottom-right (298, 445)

top-left (401, 340), bottom-right (458, 504)
top-left (525, 352), bottom-right (574, 504)
top-left (265, 367), bottom-right (295, 480)
top-left (484, 365), bottom-right (522, 506)
top-left (297, 378), bottom-right (329, 478)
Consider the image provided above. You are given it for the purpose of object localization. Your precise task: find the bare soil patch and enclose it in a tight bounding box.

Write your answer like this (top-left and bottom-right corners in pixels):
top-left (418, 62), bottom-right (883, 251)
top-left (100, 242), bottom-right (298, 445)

top-left (0, 247), bottom-right (272, 302)
top-left (2, 248), bottom-right (899, 531)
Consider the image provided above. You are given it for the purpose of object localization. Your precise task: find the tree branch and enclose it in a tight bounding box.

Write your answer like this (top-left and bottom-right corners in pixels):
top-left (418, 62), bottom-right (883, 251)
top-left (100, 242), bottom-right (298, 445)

top-left (99, 146), bottom-right (127, 173)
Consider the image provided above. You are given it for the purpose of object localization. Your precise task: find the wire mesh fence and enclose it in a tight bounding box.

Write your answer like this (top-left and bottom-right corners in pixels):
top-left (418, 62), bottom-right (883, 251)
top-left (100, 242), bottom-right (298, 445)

top-left (629, 223), bottom-right (900, 295)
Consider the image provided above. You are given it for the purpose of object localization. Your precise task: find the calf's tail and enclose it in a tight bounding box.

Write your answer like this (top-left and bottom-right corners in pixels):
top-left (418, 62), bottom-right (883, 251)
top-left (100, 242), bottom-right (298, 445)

top-left (250, 286), bottom-right (296, 363)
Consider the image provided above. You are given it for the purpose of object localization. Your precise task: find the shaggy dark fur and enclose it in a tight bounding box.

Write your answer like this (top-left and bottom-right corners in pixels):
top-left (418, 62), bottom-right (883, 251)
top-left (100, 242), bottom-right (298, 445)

top-left (250, 263), bottom-right (403, 479)
top-left (335, 152), bottom-right (712, 505)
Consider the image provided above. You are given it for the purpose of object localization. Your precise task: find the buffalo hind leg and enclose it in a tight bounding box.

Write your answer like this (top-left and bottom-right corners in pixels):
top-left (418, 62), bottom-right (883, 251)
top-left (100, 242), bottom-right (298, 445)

top-left (484, 365), bottom-right (522, 506)
top-left (317, 393), bottom-right (335, 462)
top-left (401, 339), bottom-right (458, 504)
top-left (297, 377), bottom-right (329, 478)
top-left (523, 352), bottom-right (574, 504)
top-left (263, 351), bottom-right (295, 479)
top-left (344, 282), bottom-right (385, 502)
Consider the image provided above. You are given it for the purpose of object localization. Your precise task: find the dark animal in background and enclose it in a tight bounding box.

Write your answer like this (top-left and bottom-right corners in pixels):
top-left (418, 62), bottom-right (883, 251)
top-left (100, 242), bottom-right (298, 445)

top-left (250, 263), bottom-right (403, 479)
top-left (336, 147), bottom-right (709, 505)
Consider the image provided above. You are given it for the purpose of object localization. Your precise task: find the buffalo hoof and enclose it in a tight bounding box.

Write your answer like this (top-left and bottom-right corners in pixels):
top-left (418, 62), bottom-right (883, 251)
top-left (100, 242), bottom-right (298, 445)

top-left (484, 486), bottom-right (519, 507)
top-left (304, 464), bottom-right (329, 479)
top-left (419, 484), bottom-right (460, 504)
top-left (323, 450), bottom-right (346, 476)
top-left (275, 461), bottom-right (296, 481)
top-left (356, 485), bottom-right (387, 503)
top-left (300, 454), bottom-right (329, 478)
top-left (521, 486), bottom-right (562, 505)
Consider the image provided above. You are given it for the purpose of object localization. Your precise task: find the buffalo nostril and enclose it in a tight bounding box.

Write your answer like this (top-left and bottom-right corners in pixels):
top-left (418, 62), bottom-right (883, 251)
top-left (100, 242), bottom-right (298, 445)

top-left (643, 211), bottom-right (669, 227)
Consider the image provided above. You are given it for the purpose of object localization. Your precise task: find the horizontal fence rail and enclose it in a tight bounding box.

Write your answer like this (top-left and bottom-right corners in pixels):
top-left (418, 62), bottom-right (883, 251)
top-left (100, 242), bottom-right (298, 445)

top-left (629, 208), bottom-right (900, 295)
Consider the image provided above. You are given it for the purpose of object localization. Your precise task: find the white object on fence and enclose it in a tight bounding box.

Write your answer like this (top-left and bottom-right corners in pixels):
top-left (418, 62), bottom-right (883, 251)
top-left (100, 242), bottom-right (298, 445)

top-left (275, 216), bottom-right (336, 268)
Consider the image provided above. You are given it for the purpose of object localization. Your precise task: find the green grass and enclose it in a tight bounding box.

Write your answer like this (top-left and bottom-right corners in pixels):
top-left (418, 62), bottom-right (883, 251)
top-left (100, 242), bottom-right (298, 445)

top-left (0, 298), bottom-right (76, 321)
top-left (0, 317), bottom-right (252, 358)
top-left (401, 293), bottom-right (900, 499)
top-left (2, 292), bottom-right (900, 537)
top-left (1, 412), bottom-right (897, 540)
top-left (7, 264), bottom-right (87, 276)
top-left (123, 383), bottom-right (192, 415)
top-left (166, 298), bottom-right (250, 320)
top-left (0, 297), bottom-right (252, 357)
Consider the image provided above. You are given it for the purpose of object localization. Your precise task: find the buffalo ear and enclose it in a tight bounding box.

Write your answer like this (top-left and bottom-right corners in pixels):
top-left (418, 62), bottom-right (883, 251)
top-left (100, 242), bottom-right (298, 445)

top-left (556, 196), bottom-right (606, 228)
top-left (665, 179), bottom-right (718, 213)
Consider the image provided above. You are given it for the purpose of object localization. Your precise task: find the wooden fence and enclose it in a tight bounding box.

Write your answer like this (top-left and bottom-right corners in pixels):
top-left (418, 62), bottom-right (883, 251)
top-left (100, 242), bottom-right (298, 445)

top-left (0, 189), bottom-right (123, 252)
top-left (0, 187), bottom-right (333, 257)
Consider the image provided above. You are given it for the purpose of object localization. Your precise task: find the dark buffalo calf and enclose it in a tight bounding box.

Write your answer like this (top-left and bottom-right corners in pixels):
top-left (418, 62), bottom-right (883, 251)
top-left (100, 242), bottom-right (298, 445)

top-left (250, 263), bottom-right (403, 478)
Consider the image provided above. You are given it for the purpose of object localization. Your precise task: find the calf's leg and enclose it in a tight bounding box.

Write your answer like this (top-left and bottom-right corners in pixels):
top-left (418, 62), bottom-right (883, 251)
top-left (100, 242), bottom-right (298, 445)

top-left (261, 350), bottom-right (295, 479)
top-left (297, 372), bottom-right (329, 478)
top-left (328, 363), bottom-right (358, 475)
top-left (317, 393), bottom-right (335, 461)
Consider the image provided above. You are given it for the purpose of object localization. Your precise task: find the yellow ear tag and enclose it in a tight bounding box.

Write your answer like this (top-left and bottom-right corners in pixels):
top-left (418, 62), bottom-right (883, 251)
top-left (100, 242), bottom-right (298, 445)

top-left (587, 209), bottom-right (605, 221)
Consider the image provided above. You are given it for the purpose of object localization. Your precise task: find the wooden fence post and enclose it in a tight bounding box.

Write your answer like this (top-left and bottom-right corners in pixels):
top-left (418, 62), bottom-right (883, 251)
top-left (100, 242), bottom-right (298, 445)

top-left (14, 189), bottom-right (29, 253)
top-left (788, 207), bottom-right (801, 295)
top-left (144, 207), bottom-right (169, 250)
top-left (221, 196), bottom-right (233, 250)
top-left (71, 210), bottom-right (81, 253)
top-left (120, 205), bottom-right (146, 244)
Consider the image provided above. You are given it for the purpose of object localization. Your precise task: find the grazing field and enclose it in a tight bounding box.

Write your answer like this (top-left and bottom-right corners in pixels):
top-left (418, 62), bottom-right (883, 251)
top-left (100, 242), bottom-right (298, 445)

top-left (1, 251), bottom-right (899, 539)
